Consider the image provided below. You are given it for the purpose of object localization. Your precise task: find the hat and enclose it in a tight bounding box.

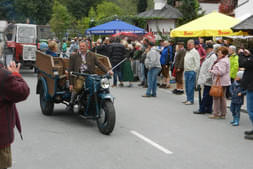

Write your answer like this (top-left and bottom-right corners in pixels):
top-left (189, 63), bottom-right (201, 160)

top-left (236, 71), bottom-right (244, 79)
top-left (194, 40), bottom-right (200, 45)
top-left (40, 42), bottom-right (48, 51)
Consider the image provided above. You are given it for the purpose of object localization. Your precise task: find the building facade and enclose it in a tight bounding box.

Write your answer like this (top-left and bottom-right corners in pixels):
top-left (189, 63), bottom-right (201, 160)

top-left (138, 0), bottom-right (182, 35)
top-left (235, 0), bottom-right (253, 20)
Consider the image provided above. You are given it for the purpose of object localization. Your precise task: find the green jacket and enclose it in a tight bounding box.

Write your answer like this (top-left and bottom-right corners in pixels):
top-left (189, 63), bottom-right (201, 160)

top-left (230, 53), bottom-right (239, 79)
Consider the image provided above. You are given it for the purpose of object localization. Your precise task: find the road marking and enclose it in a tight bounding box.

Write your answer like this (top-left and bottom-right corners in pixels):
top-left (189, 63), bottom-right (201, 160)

top-left (130, 130), bottom-right (173, 155)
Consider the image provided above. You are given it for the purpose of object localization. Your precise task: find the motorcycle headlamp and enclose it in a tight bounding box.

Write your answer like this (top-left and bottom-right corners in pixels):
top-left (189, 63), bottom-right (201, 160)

top-left (101, 78), bottom-right (110, 89)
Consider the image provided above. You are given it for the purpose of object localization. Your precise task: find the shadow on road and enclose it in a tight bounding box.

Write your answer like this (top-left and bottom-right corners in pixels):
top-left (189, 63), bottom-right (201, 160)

top-left (47, 109), bottom-right (96, 128)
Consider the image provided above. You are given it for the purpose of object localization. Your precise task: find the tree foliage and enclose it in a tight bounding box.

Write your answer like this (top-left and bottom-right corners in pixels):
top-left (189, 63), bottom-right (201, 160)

top-left (96, 1), bottom-right (123, 20)
top-left (62, 0), bottom-right (102, 19)
top-left (177, 0), bottom-right (203, 26)
top-left (137, 0), bottom-right (148, 13)
top-left (108, 0), bottom-right (137, 15)
top-left (49, 0), bottom-right (72, 39)
top-left (14, 0), bottom-right (53, 24)
top-left (167, 0), bottom-right (176, 6)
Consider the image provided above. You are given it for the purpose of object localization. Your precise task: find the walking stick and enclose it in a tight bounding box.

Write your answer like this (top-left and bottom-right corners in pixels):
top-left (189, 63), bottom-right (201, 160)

top-left (111, 58), bottom-right (128, 71)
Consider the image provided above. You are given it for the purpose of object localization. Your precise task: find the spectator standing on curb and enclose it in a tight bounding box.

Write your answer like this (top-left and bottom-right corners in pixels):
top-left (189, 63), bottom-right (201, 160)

top-left (142, 42), bottom-right (162, 97)
top-left (108, 38), bottom-right (126, 87)
top-left (239, 48), bottom-right (253, 140)
top-left (194, 43), bottom-right (217, 114)
top-left (139, 39), bottom-right (149, 87)
top-left (0, 61), bottom-right (30, 169)
top-left (160, 41), bottom-right (170, 88)
top-left (173, 42), bottom-right (186, 95)
top-left (227, 45), bottom-right (239, 99)
top-left (229, 71), bottom-right (246, 126)
top-left (183, 39), bottom-right (200, 105)
top-left (209, 46), bottom-right (231, 119)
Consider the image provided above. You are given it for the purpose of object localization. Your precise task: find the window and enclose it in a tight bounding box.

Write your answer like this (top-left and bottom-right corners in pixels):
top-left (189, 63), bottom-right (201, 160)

top-left (17, 26), bottom-right (36, 44)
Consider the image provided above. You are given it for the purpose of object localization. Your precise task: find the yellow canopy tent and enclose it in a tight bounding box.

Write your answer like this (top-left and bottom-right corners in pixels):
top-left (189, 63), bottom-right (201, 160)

top-left (170, 12), bottom-right (245, 37)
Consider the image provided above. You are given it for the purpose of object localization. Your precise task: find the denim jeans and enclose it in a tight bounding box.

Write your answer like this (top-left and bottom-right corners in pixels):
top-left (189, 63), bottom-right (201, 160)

top-left (199, 86), bottom-right (213, 113)
top-left (230, 103), bottom-right (241, 118)
top-left (113, 66), bottom-right (122, 86)
top-left (247, 91), bottom-right (253, 126)
top-left (146, 67), bottom-right (162, 96)
top-left (184, 71), bottom-right (196, 103)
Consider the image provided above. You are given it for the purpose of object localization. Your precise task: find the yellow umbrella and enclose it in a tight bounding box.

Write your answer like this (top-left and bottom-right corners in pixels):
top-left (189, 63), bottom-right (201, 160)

top-left (170, 12), bottom-right (245, 37)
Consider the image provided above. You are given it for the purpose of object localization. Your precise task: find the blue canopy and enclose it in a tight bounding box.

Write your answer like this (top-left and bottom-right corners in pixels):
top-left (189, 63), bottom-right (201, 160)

top-left (85, 20), bottom-right (146, 35)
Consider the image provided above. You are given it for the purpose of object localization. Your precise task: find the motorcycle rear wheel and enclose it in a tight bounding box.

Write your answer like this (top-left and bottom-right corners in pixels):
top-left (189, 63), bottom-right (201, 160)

top-left (97, 101), bottom-right (116, 135)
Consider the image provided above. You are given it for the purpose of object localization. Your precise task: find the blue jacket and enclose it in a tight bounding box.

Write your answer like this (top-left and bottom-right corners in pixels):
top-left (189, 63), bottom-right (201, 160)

top-left (160, 46), bottom-right (169, 65)
top-left (230, 80), bottom-right (246, 105)
top-left (46, 50), bottom-right (58, 57)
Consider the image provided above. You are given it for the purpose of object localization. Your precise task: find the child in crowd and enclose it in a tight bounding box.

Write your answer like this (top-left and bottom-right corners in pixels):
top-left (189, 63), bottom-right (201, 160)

top-left (230, 71), bottom-right (246, 126)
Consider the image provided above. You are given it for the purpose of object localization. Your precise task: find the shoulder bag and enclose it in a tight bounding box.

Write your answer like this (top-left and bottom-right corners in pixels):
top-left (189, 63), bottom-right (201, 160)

top-left (209, 76), bottom-right (223, 97)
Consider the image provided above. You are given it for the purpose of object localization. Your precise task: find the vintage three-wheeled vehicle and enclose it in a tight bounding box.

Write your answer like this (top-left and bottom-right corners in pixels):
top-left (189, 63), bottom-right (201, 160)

top-left (35, 51), bottom-right (116, 135)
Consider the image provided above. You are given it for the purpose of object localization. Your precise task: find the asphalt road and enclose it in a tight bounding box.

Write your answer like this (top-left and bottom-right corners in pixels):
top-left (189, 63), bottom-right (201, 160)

top-left (11, 70), bottom-right (253, 169)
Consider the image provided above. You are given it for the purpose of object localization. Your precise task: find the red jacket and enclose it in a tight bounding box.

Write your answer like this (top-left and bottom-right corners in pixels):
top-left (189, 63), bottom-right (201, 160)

top-left (0, 69), bottom-right (30, 149)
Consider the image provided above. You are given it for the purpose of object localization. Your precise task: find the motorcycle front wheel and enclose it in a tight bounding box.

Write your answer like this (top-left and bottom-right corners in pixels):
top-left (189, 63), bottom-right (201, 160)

top-left (97, 100), bottom-right (116, 135)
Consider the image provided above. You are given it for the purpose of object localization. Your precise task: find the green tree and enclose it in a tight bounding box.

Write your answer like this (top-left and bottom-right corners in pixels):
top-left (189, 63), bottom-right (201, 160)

top-left (178, 0), bottom-right (203, 25)
top-left (137, 0), bottom-right (148, 13)
top-left (62, 0), bottom-right (102, 19)
top-left (96, 1), bottom-right (123, 20)
top-left (14, 0), bottom-right (53, 24)
top-left (49, 0), bottom-right (72, 39)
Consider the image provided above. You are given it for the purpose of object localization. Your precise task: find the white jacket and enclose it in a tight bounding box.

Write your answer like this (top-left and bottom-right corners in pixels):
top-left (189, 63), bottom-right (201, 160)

top-left (184, 48), bottom-right (200, 72)
top-left (198, 52), bottom-right (217, 86)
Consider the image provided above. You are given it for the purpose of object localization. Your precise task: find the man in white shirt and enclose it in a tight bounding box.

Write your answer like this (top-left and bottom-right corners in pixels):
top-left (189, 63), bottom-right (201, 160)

top-left (183, 39), bottom-right (200, 105)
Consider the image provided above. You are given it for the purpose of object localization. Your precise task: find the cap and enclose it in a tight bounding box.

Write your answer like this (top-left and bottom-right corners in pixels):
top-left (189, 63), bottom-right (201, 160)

top-left (236, 71), bottom-right (244, 79)
top-left (194, 40), bottom-right (200, 45)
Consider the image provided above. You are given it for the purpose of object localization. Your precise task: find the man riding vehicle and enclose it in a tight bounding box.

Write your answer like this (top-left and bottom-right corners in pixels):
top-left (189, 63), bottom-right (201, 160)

top-left (67, 41), bottom-right (113, 112)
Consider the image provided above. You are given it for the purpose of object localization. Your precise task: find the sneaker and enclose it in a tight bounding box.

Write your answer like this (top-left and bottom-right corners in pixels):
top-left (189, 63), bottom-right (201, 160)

top-left (245, 130), bottom-right (253, 135)
top-left (182, 100), bottom-right (188, 104)
top-left (219, 114), bottom-right (226, 119)
top-left (245, 134), bottom-right (253, 140)
top-left (172, 89), bottom-right (178, 94)
top-left (142, 94), bottom-right (151, 98)
top-left (119, 83), bottom-right (124, 87)
top-left (176, 90), bottom-right (184, 95)
top-left (193, 111), bottom-right (205, 114)
top-left (208, 114), bottom-right (220, 119)
top-left (185, 101), bottom-right (193, 105)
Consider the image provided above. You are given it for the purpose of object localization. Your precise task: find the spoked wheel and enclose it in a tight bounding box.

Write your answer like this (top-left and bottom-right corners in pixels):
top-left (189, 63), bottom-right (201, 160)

top-left (97, 101), bottom-right (116, 135)
top-left (39, 87), bottom-right (54, 116)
